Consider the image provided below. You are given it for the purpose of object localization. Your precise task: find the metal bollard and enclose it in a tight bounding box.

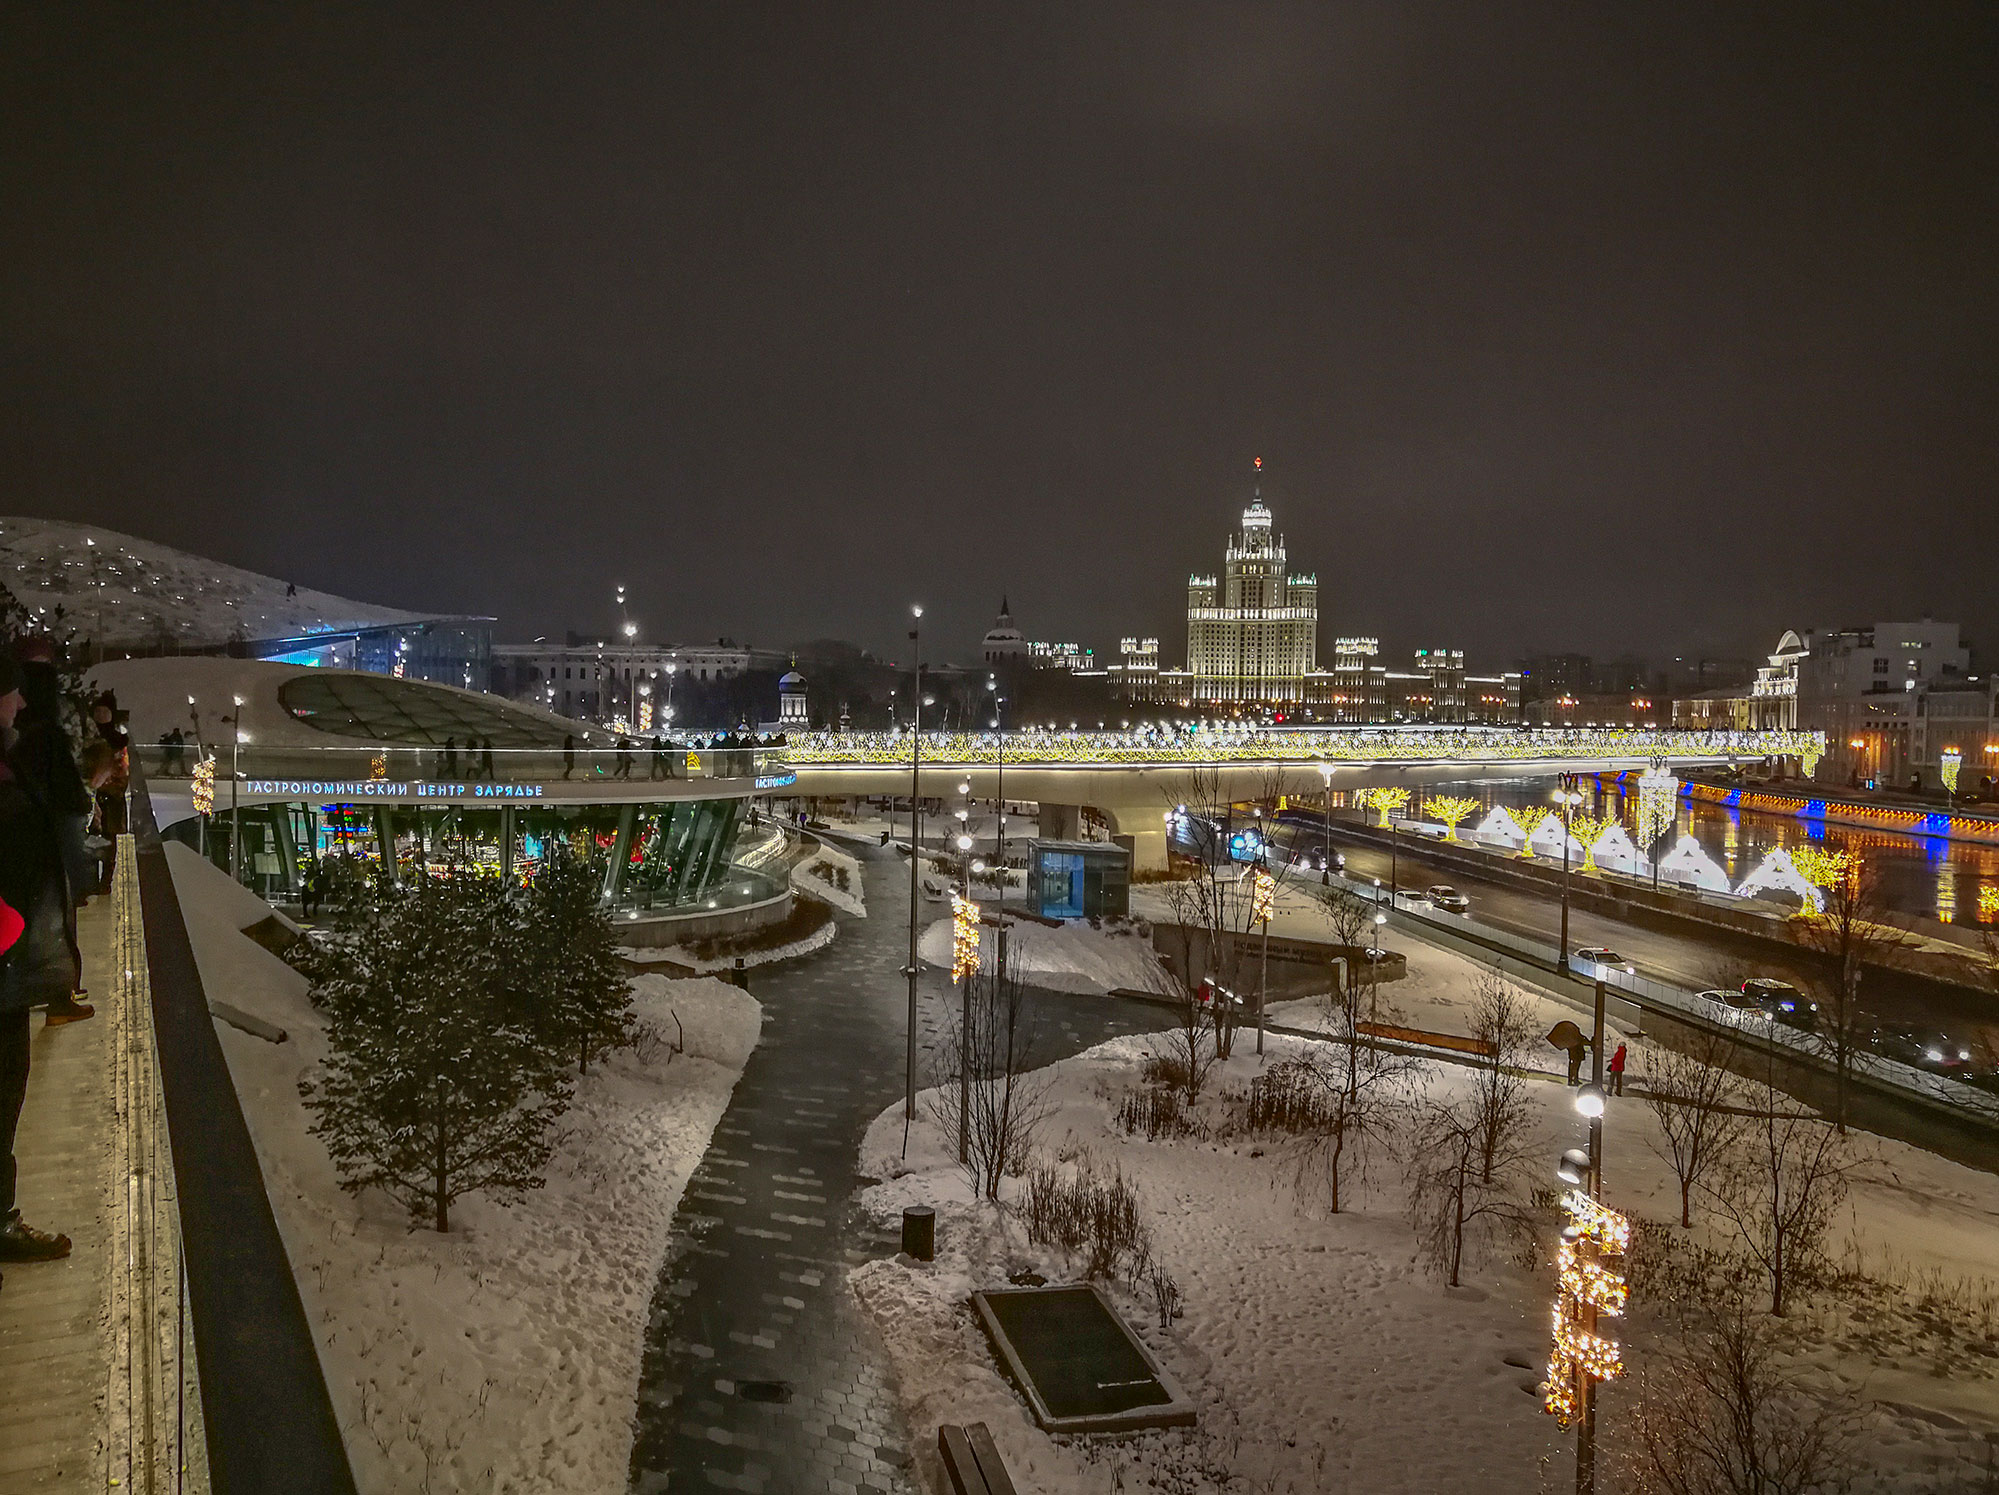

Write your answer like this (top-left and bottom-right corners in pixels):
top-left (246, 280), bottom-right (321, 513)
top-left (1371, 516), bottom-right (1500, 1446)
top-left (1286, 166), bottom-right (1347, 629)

top-left (732, 956), bottom-right (749, 990)
top-left (901, 1206), bottom-right (935, 1261)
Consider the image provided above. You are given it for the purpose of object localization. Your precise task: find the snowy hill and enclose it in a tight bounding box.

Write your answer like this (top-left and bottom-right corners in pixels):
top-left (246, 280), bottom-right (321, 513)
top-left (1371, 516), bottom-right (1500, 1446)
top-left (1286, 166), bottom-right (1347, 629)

top-left (0, 517), bottom-right (443, 650)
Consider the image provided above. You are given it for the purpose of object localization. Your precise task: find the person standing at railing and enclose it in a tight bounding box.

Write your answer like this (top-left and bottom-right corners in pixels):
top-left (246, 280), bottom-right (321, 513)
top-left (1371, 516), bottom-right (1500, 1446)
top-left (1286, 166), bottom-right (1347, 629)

top-left (7, 645), bottom-right (92, 1025)
top-left (563, 733), bottom-right (577, 779)
top-left (479, 738), bottom-right (495, 781)
top-left (0, 656), bottom-right (77, 1279)
top-left (649, 735), bottom-right (667, 780)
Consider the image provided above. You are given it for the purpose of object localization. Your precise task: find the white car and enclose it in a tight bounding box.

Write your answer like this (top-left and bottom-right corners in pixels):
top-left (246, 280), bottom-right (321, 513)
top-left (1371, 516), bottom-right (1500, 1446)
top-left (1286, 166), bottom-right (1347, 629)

top-left (1693, 989), bottom-right (1774, 1026)
top-left (1426, 885), bottom-right (1470, 913)
top-left (1574, 947), bottom-right (1636, 974)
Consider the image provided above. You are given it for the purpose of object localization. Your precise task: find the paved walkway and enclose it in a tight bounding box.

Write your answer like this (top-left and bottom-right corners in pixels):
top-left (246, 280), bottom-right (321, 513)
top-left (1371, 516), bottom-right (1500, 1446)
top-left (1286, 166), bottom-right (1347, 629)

top-left (0, 898), bottom-right (116, 1492)
top-left (627, 845), bottom-right (1168, 1494)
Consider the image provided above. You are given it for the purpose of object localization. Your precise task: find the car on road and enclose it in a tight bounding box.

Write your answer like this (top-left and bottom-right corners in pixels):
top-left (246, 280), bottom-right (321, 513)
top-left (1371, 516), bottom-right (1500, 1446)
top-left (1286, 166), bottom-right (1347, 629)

top-left (1693, 988), bottom-right (1775, 1026)
top-left (1296, 848), bottom-right (1347, 873)
top-left (1738, 978), bottom-right (1818, 1030)
top-left (1573, 947), bottom-right (1636, 974)
top-left (1425, 884), bottom-right (1470, 913)
top-left (1870, 1024), bottom-right (1974, 1075)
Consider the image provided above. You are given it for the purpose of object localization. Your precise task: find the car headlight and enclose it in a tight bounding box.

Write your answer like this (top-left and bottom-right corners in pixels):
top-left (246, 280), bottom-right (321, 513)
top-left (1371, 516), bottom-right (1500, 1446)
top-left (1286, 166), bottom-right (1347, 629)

top-left (1926, 1048), bottom-right (1945, 1063)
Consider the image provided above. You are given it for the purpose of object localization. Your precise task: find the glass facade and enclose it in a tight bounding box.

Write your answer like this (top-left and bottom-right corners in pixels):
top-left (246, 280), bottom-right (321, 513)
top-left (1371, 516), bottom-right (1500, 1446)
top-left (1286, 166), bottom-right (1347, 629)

top-left (175, 795), bottom-right (775, 914)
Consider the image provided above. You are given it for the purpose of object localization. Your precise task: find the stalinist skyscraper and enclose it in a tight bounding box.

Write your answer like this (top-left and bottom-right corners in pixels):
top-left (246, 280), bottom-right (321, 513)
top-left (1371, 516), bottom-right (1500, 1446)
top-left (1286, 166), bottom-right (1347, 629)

top-left (1184, 460), bottom-right (1319, 705)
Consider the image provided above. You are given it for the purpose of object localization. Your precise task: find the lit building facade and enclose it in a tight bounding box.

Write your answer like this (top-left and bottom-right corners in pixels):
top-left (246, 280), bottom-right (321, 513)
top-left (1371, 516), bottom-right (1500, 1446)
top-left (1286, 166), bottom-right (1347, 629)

top-left (1184, 494), bottom-right (1319, 705)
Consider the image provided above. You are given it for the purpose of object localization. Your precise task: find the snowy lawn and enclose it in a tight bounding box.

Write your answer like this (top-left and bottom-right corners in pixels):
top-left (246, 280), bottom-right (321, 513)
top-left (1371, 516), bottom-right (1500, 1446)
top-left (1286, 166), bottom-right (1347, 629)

top-left (167, 844), bottom-right (762, 1494)
top-left (793, 838), bottom-right (867, 917)
top-left (918, 913), bottom-right (1173, 996)
top-left (852, 929), bottom-right (1999, 1493)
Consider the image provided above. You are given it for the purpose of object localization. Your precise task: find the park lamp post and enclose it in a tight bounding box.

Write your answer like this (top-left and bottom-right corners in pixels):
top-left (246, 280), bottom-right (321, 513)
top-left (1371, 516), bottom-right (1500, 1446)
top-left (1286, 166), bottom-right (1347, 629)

top-left (1316, 761), bottom-right (1334, 884)
top-left (1556, 774), bottom-right (1583, 973)
top-left (226, 694), bottom-right (246, 882)
top-left (1546, 979), bottom-right (1626, 1495)
top-left (904, 604), bottom-right (924, 1134)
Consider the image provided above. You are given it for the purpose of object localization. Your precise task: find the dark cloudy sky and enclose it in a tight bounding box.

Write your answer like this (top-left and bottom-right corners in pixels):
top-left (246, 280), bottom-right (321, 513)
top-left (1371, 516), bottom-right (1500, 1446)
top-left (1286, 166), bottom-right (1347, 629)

top-left (4, 4), bottom-right (1994, 669)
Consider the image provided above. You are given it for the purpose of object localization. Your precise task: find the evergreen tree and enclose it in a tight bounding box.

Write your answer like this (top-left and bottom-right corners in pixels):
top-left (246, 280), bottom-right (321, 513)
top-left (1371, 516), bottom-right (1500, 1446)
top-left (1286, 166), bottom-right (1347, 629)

top-left (524, 847), bottom-right (635, 1072)
top-left (299, 872), bottom-right (571, 1232)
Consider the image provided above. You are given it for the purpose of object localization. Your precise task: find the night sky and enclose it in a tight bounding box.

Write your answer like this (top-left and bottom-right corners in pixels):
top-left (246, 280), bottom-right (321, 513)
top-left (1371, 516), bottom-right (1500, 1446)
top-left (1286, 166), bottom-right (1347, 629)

top-left (4, 5), bottom-right (1993, 669)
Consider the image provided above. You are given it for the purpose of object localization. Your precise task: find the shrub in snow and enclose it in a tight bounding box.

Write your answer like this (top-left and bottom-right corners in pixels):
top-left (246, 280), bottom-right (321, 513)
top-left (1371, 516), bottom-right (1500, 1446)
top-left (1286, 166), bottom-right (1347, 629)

top-left (930, 945), bottom-right (1050, 1198)
top-left (1021, 1152), bottom-right (1153, 1285)
top-left (296, 872), bottom-right (573, 1232)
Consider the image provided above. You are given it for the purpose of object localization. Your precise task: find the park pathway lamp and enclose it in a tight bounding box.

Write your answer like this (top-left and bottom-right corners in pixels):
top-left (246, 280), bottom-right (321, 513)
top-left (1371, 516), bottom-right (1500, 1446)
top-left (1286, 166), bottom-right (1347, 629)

top-left (225, 695), bottom-right (246, 881)
top-left (1556, 775), bottom-right (1583, 973)
top-left (1316, 762), bottom-right (1334, 884)
top-left (1545, 980), bottom-right (1626, 1495)
top-left (904, 605), bottom-right (924, 1135)
top-left (1251, 866), bottom-right (1277, 1055)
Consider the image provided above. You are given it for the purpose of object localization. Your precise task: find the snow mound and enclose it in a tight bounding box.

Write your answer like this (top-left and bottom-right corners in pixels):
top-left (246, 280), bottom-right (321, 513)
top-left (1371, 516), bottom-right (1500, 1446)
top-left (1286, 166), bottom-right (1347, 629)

top-left (917, 914), bottom-right (1171, 994)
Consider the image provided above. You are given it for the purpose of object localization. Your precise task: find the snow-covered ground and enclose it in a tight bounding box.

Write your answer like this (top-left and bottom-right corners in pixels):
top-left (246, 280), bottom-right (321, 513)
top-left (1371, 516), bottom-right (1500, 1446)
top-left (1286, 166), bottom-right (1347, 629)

top-left (852, 928), bottom-right (1999, 1493)
top-left (917, 913), bottom-right (1172, 995)
top-left (166, 844), bottom-right (762, 1494)
top-left (629, 915), bottom-right (840, 973)
top-left (793, 838), bottom-right (867, 917)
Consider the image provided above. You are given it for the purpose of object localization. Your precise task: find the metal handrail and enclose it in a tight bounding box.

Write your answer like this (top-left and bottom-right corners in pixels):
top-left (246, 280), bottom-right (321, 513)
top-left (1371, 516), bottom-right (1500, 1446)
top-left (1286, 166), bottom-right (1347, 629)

top-left (124, 768), bottom-right (359, 1494)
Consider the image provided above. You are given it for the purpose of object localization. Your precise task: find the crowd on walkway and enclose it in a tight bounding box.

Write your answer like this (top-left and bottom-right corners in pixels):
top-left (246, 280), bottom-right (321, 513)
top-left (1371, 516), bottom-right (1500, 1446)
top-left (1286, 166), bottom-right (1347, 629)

top-left (0, 640), bottom-right (126, 1296)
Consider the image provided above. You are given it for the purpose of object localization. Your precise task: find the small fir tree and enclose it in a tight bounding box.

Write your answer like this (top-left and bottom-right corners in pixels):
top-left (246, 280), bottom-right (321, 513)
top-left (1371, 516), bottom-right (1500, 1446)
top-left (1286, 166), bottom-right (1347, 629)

top-left (523, 848), bottom-right (635, 1072)
top-left (298, 873), bottom-right (572, 1232)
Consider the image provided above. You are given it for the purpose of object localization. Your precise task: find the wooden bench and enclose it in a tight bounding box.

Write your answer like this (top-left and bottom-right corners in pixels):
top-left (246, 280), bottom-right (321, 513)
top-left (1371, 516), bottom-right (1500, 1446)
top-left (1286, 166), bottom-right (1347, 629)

top-left (939, 1421), bottom-right (1020, 1495)
top-left (1356, 1019), bottom-right (1497, 1060)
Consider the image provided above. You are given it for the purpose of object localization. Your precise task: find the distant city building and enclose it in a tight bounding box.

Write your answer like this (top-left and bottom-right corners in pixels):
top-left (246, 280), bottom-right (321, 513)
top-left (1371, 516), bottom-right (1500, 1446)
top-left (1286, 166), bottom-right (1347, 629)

top-left (491, 636), bottom-right (788, 726)
top-left (1465, 670), bottom-right (1524, 724)
top-left (777, 669), bottom-right (809, 726)
top-left (1183, 483), bottom-right (1319, 705)
top-left (980, 599), bottom-right (1094, 672)
top-left (1793, 620), bottom-right (1991, 790)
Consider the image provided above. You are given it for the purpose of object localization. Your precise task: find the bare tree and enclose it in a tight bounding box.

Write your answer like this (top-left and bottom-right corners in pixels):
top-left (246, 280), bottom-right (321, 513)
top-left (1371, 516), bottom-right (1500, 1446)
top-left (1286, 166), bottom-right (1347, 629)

top-left (1790, 849), bottom-right (1912, 1132)
top-left (1703, 1061), bottom-right (1852, 1316)
top-left (1293, 971), bottom-right (1411, 1213)
top-left (1157, 765), bottom-right (1303, 1062)
top-left (1646, 1029), bottom-right (1749, 1228)
top-left (1466, 970), bottom-right (1535, 1185)
top-left (1406, 1089), bottom-right (1535, 1287)
top-left (930, 944), bottom-right (1051, 1199)
top-left (1625, 1292), bottom-right (1863, 1494)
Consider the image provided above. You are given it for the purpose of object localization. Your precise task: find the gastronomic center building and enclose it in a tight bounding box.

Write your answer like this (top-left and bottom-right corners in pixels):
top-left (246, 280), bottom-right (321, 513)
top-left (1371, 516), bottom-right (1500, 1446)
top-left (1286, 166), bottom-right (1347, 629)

top-left (94, 656), bottom-right (796, 942)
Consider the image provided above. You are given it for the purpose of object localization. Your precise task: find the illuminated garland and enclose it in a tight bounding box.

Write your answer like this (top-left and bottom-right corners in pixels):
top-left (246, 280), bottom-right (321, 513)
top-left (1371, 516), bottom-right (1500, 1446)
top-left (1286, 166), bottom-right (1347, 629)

top-left (1545, 1189), bottom-right (1629, 1426)
top-left (1635, 764), bottom-right (1678, 850)
top-left (1941, 749), bottom-right (1962, 795)
top-left (1250, 868), bottom-right (1276, 924)
top-left (951, 894), bottom-right (981, 983)
top-left (1980, 886), bottom-right (1999, 923)
top-left (781, 727), bottom-right (1826, 770)
top-left (190, 756), bottom-right (216, 816)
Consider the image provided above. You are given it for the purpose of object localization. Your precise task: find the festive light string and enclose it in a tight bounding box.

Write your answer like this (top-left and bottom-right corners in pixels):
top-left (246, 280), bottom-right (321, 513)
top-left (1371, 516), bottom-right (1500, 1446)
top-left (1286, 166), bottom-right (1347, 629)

top-left (1545, 1190), bottom-right (1630, 1426)
top-left (781, 727), bottom-right (1825, 770)
top-left (951, 894), bottom-right (981, 984)
top-left (1635, 763), bottom-right (1678, 850)
top-left (1249, 868), bottom-right (1276, 924)
top-left (190, 755), bottom-right (216, 816)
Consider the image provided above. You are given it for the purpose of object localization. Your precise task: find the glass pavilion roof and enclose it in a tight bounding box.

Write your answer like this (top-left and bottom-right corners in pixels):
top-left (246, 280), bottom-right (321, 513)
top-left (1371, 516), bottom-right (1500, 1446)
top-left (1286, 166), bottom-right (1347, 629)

top-left (279, 673), bottom-right (578, 747)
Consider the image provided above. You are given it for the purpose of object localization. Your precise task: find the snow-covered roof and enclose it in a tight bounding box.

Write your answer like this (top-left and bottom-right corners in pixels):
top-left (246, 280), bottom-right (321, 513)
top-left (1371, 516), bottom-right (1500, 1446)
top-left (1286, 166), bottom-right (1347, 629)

top-left (0, 517), bottom-right (475, 651)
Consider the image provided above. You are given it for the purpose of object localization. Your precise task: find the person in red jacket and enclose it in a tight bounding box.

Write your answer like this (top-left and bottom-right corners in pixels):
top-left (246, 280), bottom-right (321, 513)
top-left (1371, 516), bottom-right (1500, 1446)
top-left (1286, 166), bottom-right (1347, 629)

top-left (1608, 1041), bottom-right (1628, 1097)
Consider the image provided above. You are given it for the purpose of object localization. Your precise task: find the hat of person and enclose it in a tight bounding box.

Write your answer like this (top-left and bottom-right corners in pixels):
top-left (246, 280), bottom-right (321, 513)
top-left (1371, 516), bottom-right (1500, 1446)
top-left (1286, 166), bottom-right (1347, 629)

top-left (0, 655), bottom-right (21, 698)
top-left (0, 896), bottom-right (23, 956)
top-left (11, 636), bottom-right (54, 665)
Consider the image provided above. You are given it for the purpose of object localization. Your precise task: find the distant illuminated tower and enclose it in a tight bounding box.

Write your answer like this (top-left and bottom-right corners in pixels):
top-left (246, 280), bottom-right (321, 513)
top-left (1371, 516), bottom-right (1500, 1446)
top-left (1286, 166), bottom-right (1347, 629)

top-left (778, 668), bottom-right (809, 727)
top-left (1185, 458), bottom-right (1319, 705)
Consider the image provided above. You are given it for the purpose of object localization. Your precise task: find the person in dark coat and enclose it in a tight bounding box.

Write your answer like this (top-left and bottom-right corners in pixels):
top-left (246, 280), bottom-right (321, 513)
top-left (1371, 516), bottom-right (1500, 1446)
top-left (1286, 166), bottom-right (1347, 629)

top-left (562, 734), bottom-right (576, 779)
top-left (479, 738), bottom-right (495, 781)
top-left (7, 649), bottom-right (91, 1022)
top-left (442, 736), bottom-right (458, 778)
top-left (0, 657), bottom-right (77, 1276)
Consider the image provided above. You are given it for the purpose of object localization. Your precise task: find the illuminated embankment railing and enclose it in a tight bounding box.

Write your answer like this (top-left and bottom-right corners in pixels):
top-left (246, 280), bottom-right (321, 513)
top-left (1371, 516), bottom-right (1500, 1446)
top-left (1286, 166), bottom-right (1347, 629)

top-left (129, 741), bottom-right (792, 791)
top-left (783, 727), bottom-right (1825, 771)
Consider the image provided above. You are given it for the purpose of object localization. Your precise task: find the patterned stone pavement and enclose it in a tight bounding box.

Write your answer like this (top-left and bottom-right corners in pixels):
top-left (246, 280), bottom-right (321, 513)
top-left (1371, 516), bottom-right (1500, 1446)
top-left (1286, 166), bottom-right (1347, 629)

top-left (627, 845), bottom-right (1169, 1493)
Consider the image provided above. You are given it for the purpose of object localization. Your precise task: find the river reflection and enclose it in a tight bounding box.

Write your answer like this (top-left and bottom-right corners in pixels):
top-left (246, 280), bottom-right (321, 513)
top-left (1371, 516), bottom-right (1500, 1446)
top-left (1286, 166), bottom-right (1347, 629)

top-left (1424, 775), bottom-right (1999, 928)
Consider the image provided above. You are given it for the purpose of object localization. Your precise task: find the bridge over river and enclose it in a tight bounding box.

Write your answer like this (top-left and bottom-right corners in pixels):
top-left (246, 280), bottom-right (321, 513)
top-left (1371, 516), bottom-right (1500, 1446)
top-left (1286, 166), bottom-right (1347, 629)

top-left (781, 727), bottom-right (1821, 868)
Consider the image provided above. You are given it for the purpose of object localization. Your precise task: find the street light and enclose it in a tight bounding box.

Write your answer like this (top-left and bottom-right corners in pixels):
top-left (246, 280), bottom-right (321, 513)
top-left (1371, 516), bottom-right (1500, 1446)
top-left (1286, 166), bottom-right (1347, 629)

top-left (904, 604), bottom-right (924, 1135)
top-left (1316, 761), bottom-right (1334, 884)
top-left (1556, 776), bottom-right (1583, 973)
